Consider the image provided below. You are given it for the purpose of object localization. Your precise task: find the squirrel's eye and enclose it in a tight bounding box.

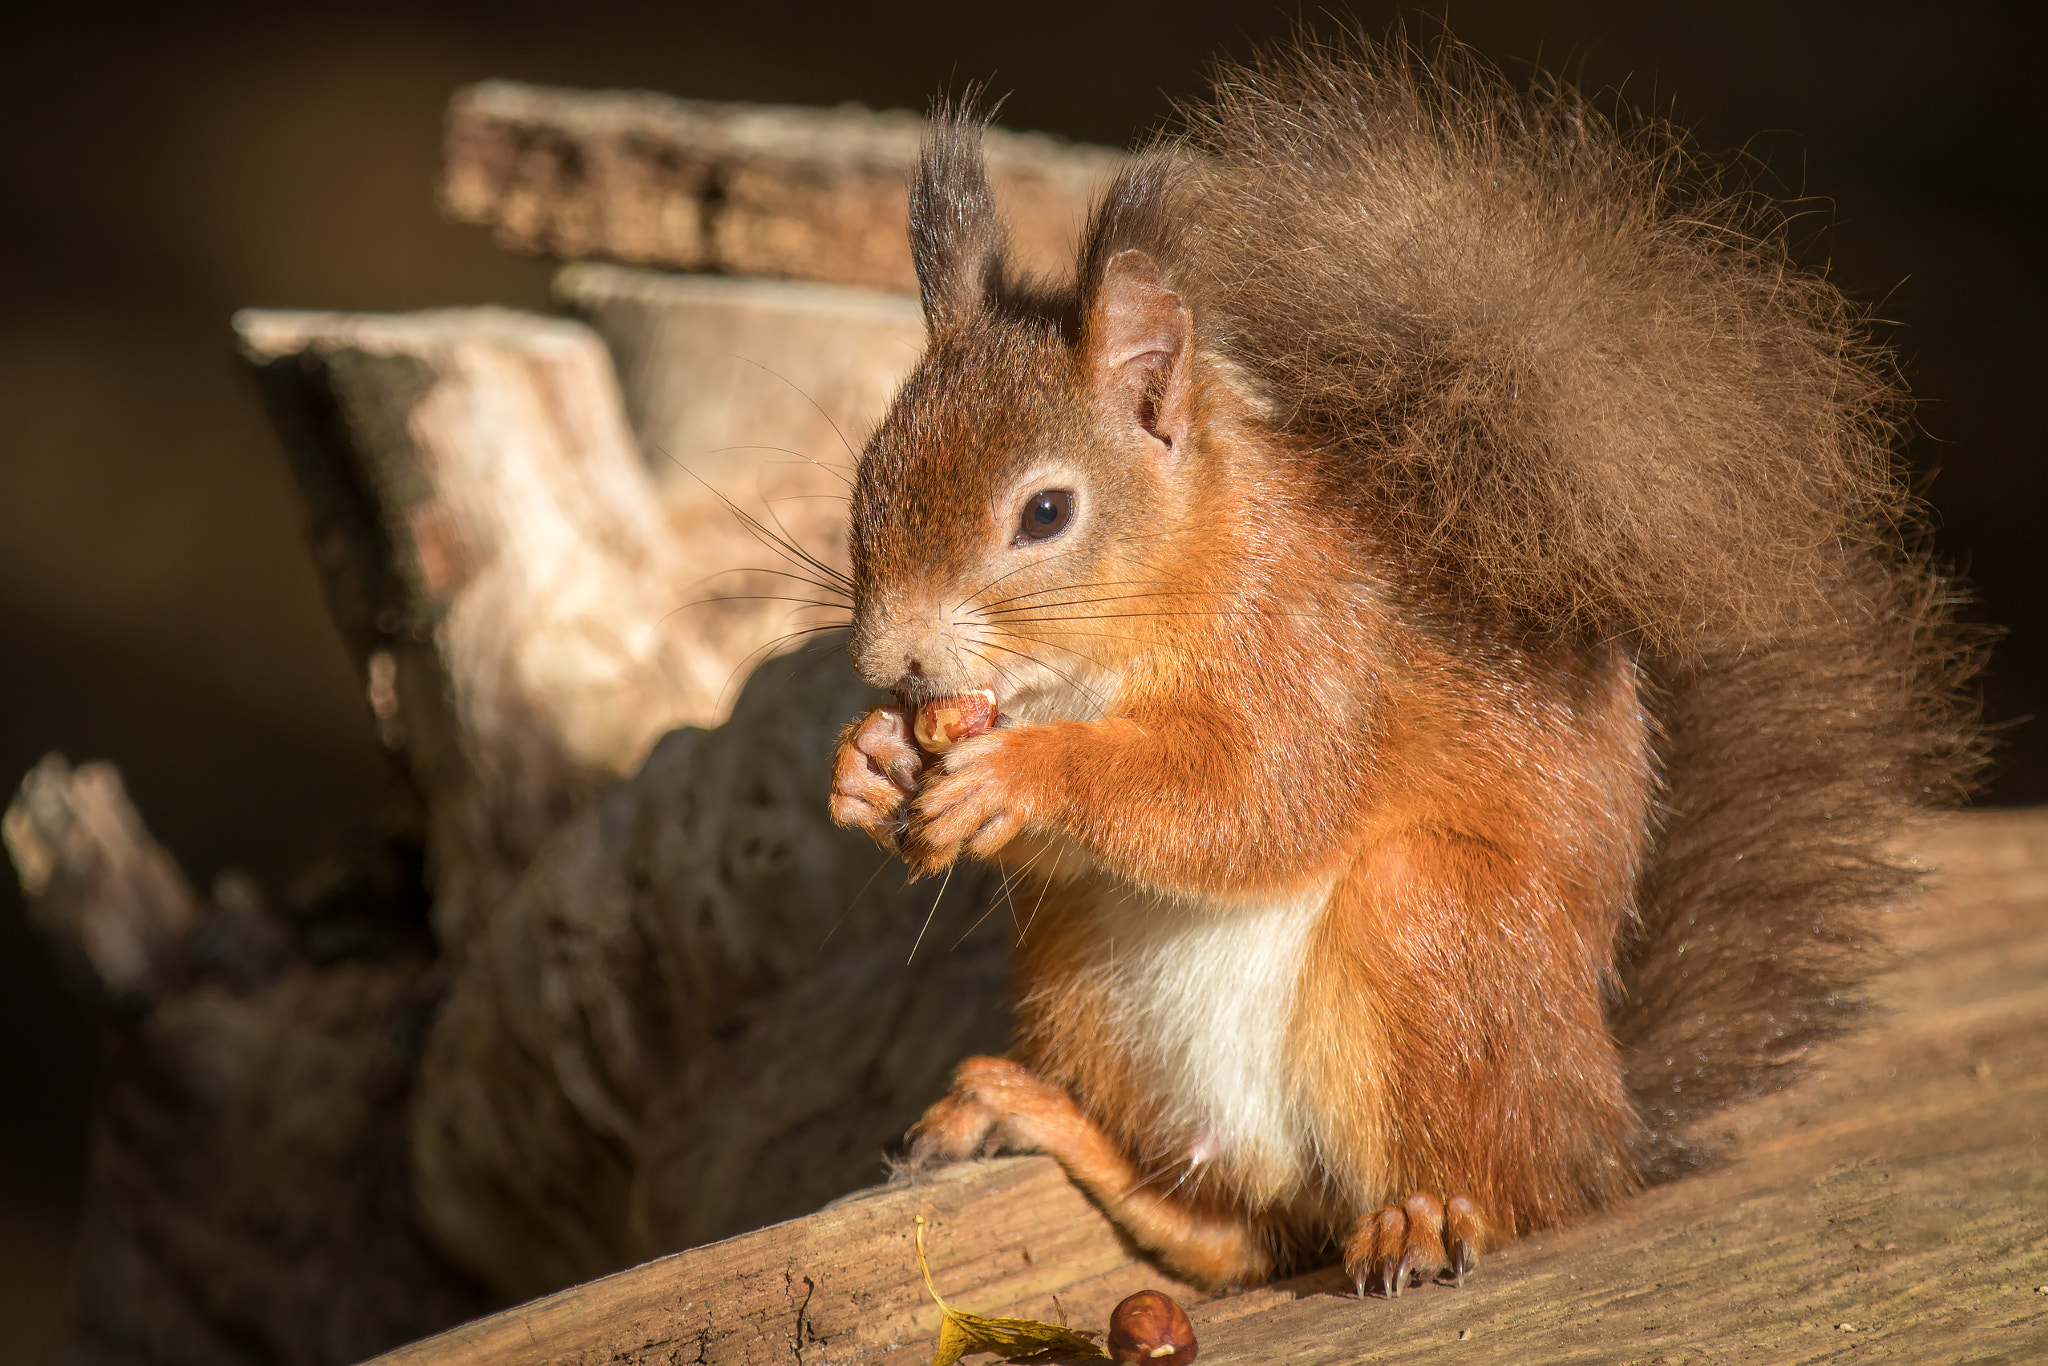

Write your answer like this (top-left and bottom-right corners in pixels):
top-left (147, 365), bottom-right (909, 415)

top-left (1018, 489), bottom-right (1074, 542)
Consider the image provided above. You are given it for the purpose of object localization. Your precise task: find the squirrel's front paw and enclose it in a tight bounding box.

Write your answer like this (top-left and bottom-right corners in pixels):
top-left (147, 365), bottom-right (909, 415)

top-left (829, 706), bottom-right (923, 851)
top-left (902, 729), bottom-right (1037, 877)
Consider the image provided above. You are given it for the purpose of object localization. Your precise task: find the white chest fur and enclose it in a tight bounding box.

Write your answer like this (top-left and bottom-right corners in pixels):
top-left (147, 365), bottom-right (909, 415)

top-left (1083, 879), bottom-right (1331, 1203)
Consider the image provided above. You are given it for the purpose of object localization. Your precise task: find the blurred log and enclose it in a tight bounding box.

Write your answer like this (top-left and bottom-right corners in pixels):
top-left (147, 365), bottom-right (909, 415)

top-left (4, 758), bottom-right (492, 1366)
top-left (3, 662), bottom-right (1018, 1359)
top-left (232, 299), bottom-right (1014, 1304)
top-left (4, 756), bottom-right (198, 1005)
top-left (237, 306), bottom-right (759, 950)
top-left (441, 81), bottom-right (1126, 292)
top-left (408, 640), bottom-right (1013, 1303)
top-left (556, 260), bottom-right (921, 534)
top-left (370, 807), bottom-right (2048, 1366)
top-left (10, 80), bottom-right (1093, 1366)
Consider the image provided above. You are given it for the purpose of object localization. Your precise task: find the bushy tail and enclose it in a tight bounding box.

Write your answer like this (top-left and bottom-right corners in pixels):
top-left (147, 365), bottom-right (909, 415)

top-left (1618, 556), bottom-right (1984, 1173)
top-left (1169, 33), bottom-right (1914, 652)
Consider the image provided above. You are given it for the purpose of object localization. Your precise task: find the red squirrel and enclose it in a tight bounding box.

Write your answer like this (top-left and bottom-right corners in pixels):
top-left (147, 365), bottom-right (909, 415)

top-left (827, 36), bottom-right (1980, 1296)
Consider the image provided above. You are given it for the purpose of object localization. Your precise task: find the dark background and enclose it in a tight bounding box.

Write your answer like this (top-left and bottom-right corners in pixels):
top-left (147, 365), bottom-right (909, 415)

top-left (1, 2), bottom-right (2039, 1358)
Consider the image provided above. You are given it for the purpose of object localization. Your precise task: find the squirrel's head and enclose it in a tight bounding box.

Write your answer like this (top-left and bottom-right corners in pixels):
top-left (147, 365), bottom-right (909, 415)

top-left (849, 109), bottom-right (1255, 724)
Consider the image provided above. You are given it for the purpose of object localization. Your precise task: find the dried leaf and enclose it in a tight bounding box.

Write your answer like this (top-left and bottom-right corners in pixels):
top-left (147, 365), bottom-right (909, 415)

top-left (915, 1215), bottom-right (1107, 1366)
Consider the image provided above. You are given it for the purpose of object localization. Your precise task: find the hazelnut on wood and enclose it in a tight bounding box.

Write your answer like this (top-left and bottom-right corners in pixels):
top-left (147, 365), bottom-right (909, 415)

top-left (912, 689), bottom-right (998, 754)
top-left (1107, 1289), bottom-right (1197, 1363)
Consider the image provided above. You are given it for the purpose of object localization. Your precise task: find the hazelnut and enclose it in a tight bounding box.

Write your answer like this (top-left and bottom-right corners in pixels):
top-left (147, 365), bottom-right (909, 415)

top-left (912, 689), bottom-right (998, 754)
top-left (1107, 1289), bottom-right (1197, 1363)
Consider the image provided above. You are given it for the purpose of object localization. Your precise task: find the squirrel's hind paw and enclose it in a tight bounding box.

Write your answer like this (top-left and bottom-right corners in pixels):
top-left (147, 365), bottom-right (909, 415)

top-left (904, 1086), bottom-right (1005, 1167)
top-left (1345, 1193), bottom-right (1486, 1298)
top-left (904, 1055), bottom-right (1071, 1168)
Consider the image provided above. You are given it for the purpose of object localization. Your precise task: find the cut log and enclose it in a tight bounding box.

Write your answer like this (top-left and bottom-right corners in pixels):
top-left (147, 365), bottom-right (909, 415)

top-left (441, 81), bottom-right (1126, 292)
top-left (4, 757), bottom-right (492, 1366)
top-left (369, 808), bottom-right (2048, 1365)
top-left (3, 650), bottom-right (1019, 1357)
top-left (235, 295), bottom-right (926, 953)
top-left (407, 641), bottom-right (1013, 1303)
top-left (238, 306), bottom-right (761, 949)
top-left (554, 263), bottom-right (921, 630)
top-left (556, 260), bottom-right (922, 527)
top-left (233, 300), bottom-right (1014, 1306)
top-left (4, 754), bottom-right (198, 1004)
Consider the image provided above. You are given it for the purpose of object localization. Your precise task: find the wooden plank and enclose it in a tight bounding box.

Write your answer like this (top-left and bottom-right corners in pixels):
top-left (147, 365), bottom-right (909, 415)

top-left (365, 810), bottom-right (2048, 1365)
top-left (1190, 809), bottom-right (2048, 1362)
top-left (366, 1155), bottom-right (1201, 1366)
top-left (441, 82), bottom-right (1126, 293)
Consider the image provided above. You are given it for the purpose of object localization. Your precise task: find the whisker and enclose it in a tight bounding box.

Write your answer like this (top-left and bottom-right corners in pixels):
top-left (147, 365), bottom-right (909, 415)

top-left (678, 593), bottom-right (851, 611)
top-left (1121, 1158), bottom-right (1190, 1200)
top-left (821, 853), bottom-right (901, 951)
top-left (955, 547), bottom-right (1077, 615)
top-left (1160, 1156), bottom-right (1206, 1199)
top-left (906, 862), bottom-right (958, 965)
top-left (967, 645), bottom-right (1029, 706)
top-left (728, 355), bottom-right (862, 471)
top-left (963, 530), bottom-right (1186, 613)
top-left (750, 473), bottom-right (848, 586)
top-left (977, 580), bottom-right (1192, 613)
top-left (950, 825), bottom-right (1059, 952)
top-left (972, 638), bottom-right (1110, 711)
top-left (993, 624), bottom-right (1144, 653)
top-left (702, 443), bottom-right (855, 482)
top-left (732, 502), bottom-right (855, 591)
top-left (1018, 842), bottom-right (1064, 946)
top-left (683, 565), bottom-right (852, 599)
top-left (973, 566), bottom-right (1199, 612)
top-left (949, 873), bottom-right (1014, 951)
top-left (981, 589), bottom-right (1238, 617)
top-left (979, 628), bottom-right (1124, 681)
top-left (652, 441), bottom-right (855, 592)
top-left (996, 841), bottom-right (1058, 940)
top-left (998, 608), bottom-right (1333, 624)
top-left (716, 623), bottom-right (855, 712)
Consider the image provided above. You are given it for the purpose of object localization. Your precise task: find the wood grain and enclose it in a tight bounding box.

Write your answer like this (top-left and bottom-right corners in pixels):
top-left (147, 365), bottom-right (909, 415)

top-left (366, 809), bottom-right (2048, 1366)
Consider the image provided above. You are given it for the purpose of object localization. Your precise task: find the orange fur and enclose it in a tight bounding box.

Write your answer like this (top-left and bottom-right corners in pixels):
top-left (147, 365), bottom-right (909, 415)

top-left (831, 33), bottom-right (1984, 1293)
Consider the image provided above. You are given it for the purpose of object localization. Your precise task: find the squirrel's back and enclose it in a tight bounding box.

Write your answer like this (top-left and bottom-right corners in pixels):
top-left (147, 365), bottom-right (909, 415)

top-left (1119, 35), bottom-right (1984, 1169)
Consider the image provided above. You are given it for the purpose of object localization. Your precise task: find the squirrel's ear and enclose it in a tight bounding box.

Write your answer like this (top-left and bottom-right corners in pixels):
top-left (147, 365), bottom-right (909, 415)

top-left (1086, 249), bottom-right (1192, 454)
top-left (910, 103), bottom-right (1010, 333)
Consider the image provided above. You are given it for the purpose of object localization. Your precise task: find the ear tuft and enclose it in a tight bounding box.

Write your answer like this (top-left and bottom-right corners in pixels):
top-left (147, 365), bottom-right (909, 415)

top-left (911, 95), bottom-right (1011, 333)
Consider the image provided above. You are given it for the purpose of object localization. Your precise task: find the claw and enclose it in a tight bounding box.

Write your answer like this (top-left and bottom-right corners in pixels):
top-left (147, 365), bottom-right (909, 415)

top-left (1344, 1192), bottom-right (1483, 1299)
top-left (1444, 1196), bottom-right (1485, 1287)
